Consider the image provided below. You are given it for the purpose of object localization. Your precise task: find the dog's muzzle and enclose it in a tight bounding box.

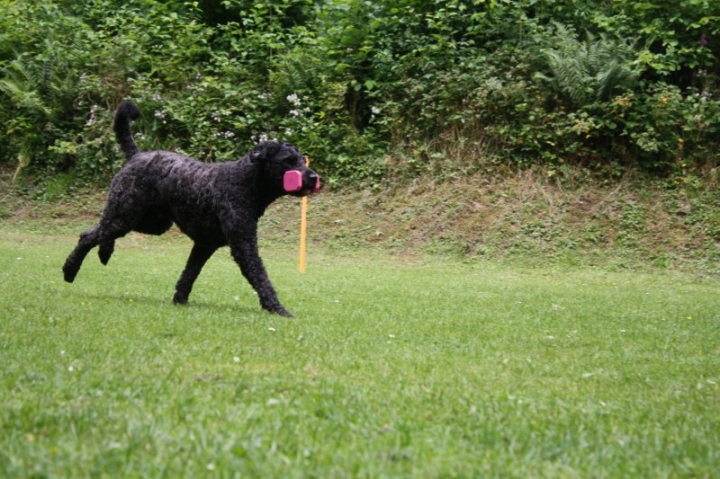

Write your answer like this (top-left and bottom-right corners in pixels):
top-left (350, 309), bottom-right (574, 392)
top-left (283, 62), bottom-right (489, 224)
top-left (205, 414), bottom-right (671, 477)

top-left (284, 170), bottom-right (320, 194)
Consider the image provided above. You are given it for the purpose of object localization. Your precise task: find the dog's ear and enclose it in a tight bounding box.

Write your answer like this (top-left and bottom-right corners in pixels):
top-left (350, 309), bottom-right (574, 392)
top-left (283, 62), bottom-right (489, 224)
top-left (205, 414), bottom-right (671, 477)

top-left (250, 144), bottom-right (265, 163)
top-left (250, 141), bottom-right (281, 163)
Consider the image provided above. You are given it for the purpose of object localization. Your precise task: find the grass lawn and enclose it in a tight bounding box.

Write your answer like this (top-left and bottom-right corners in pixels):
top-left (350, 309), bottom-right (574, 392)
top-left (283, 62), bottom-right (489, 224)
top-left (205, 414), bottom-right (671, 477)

top-left (1, 228), bottom-right (719, 477)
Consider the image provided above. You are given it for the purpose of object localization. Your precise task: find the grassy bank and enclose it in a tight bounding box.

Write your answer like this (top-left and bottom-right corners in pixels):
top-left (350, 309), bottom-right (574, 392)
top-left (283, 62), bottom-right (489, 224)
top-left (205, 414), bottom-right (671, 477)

top-left (4, 165), bottom-right (720, 277)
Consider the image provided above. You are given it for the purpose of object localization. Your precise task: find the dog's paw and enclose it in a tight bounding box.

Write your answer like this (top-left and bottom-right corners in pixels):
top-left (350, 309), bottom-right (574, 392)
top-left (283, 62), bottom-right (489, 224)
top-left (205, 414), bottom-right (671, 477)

top-left (98, 244), bottom-right (114, 265)
top-left (172, 293), bottom-right (189, 305)
top-left (62, 264), bottom-right (77, 283)
top-left (274, 307), bottom-right (294, 318)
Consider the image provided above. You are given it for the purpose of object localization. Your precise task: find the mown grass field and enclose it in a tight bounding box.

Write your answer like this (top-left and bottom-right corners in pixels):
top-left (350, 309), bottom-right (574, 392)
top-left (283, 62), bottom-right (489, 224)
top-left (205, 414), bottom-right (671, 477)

top-left (1, 227), bottom-right (719, 478)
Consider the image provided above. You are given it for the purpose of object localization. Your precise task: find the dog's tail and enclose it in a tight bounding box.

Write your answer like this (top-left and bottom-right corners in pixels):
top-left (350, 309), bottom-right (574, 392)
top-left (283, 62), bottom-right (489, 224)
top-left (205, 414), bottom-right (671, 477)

top-left (113, 101), bottom-right (142, 160)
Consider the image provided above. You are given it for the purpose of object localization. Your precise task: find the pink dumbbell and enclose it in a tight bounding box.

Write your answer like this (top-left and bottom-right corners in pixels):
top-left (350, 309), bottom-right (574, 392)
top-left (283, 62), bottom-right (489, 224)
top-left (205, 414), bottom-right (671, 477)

top-left (284, 170), bottom-right (320, 193)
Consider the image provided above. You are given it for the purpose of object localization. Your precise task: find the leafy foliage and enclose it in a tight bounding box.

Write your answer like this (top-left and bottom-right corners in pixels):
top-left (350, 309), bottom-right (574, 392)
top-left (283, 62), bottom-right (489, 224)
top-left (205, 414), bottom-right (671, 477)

top-left (536, 22), bottom-right (642, 107)
top-left (0, 0), bottom-right (718, 185)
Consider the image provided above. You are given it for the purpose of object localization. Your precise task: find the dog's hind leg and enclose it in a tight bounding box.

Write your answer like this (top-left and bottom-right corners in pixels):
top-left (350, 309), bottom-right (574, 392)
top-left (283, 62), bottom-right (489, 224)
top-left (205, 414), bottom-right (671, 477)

top-left (97, 208), bottom-right (173, 266)
top-left (173, 244), bottom-right (217, 304)
top-left (63, 222), bottom-right (131, 283)
top-left (98, 240), bottom-right (115, 265)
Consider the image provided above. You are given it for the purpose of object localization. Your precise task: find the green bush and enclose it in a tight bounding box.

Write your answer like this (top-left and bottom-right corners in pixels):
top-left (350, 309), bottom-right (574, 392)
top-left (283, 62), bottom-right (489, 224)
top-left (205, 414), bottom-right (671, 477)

top-left (0, 0), bottom-right (718, 186)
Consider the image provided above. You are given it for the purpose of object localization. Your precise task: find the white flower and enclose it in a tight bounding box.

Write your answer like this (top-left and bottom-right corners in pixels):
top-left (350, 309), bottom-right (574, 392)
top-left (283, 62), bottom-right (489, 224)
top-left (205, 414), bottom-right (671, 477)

top-left (371, 106), bottom-right (381, 115)
top-left (253, 133), bottom-right (277, 143)
top-left (286, 93), bottom-right (301, 106)
top-left (85, 104), bottom-right (99, 127)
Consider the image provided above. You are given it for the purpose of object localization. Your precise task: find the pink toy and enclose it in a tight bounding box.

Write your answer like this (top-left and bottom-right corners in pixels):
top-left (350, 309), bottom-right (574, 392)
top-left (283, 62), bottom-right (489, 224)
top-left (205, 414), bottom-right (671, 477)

top-left (284, 170), bottom-right (320, 193)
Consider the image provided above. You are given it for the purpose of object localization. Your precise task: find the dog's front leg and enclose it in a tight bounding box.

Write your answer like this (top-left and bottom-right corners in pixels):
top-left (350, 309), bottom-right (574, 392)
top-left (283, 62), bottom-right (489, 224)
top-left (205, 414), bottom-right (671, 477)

top-left (228, 235), bottom-right (292, 317)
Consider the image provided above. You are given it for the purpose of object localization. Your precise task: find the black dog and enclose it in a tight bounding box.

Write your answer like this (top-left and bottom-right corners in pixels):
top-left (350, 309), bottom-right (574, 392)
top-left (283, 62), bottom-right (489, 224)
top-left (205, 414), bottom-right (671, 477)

top-left (63, 101), bottom-right (320, 317)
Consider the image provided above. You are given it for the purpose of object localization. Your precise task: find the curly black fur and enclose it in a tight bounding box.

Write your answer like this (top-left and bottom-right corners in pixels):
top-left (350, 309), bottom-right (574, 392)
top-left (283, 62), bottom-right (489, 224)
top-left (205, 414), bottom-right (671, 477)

top-left (63, 101), bottom-right (320, 317)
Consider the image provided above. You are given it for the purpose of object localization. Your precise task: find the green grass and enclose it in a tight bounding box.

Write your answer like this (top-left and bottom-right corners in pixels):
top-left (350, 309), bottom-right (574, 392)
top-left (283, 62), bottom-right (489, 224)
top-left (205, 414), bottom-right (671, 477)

top-left (1, 230), bottom-right (719, 478)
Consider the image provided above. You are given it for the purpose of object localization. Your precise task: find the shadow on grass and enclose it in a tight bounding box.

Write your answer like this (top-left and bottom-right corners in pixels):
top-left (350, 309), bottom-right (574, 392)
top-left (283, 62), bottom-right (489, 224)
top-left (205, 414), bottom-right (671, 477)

top-left (56, 288), bottom-right (265, 319)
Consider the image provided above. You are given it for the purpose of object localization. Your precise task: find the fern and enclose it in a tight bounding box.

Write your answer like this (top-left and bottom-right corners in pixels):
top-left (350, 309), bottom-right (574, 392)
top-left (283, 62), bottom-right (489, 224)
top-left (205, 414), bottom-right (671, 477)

top-left (270, 51), bottom-right (321, 99)
top-left (536, 22), bottom-right (641, 107)
top-left (12, 142), bottom-right (33, 184)
top-left (0, 37), bottom-right (80, 180)
top-left (0, 76), bottom-right (51, 115)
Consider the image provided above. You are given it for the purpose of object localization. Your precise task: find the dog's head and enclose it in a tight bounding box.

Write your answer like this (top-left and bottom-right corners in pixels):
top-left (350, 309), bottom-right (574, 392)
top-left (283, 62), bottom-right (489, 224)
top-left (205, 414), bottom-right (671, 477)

top-left (250, 141), bottom-right (321, 197)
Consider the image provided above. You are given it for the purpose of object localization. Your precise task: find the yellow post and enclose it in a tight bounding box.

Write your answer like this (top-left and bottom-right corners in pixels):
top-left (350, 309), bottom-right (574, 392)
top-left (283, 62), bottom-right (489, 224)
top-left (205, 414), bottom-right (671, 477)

top-left (299, 157), bottom-right (309, 273)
